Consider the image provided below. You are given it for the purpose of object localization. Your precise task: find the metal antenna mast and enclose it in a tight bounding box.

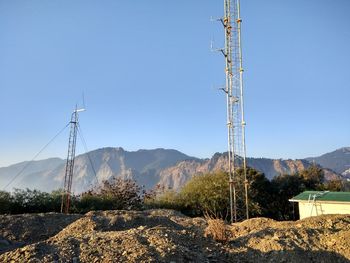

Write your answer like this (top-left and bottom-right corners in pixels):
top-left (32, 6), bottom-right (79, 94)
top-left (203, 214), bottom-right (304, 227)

top-left (61, 106), bottom-right (85, 214)
top-left (213, 0), bottom-right (248, 222)
top-left (236, 0), bottom-right (249, 222)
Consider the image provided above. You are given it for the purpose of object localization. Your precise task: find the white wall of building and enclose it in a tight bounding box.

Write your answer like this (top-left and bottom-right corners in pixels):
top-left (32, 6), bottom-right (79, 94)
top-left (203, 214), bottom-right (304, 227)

top-left (298, 202), bottom-right (350, 219)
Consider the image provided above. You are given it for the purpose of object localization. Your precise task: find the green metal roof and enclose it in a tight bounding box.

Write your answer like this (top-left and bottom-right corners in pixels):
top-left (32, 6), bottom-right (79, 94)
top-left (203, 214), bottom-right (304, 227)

top-left (290, 191), bottom-right (350, 203)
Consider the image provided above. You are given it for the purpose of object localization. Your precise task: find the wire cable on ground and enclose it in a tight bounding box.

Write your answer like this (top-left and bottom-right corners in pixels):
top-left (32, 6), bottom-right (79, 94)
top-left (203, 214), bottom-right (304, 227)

top-left (2, 122), bottom-right (70, 191)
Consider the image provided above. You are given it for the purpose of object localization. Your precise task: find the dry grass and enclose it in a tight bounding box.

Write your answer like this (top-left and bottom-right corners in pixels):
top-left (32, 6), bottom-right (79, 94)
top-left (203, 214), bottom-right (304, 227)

top-left (204, 217), bottom-right (230, 242)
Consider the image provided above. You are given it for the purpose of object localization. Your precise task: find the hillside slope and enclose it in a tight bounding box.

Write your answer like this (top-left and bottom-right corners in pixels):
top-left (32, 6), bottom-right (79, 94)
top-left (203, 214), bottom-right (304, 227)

top-left (0, 147), bottom-right (343, 193)
top-left (307, 147), bottom-right (350, 178)
top-left (0, 158), bottom-right (65, 190)
top-left (159, 153), bottom-right (340, 190)
top-left (1, 148), bottom-right (196, 193)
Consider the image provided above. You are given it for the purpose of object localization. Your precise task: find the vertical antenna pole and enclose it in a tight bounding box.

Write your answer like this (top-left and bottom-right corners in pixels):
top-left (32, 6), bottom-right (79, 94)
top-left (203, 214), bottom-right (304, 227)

top-left (223, 0), bottom-right (237, 223)
top-left (236, 0), bottom-right (249, 220)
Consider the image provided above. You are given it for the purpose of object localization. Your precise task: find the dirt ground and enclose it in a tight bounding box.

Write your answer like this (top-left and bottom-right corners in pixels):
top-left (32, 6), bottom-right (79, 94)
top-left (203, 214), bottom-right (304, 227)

top-left (0, 210), bottom-right (349, 262)
top-left (0, 213), bottom-right (82, 255)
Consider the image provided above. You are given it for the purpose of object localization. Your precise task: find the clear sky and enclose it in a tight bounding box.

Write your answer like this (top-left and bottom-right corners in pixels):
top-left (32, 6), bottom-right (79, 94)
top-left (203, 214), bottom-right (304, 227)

top-left (0, 0), bottom-right (349, 167)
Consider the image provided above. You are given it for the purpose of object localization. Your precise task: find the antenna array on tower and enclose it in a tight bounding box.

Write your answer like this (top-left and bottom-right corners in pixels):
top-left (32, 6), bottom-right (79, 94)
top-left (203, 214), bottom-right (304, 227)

top-left (214, 0), bottom-right (249, 223)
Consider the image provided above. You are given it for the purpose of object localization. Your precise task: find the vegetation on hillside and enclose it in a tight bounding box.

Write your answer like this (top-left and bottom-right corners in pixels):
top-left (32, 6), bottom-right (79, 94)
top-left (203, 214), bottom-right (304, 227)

top-left (1, 166), bottom-right (349, 221)
top-left (0, 178), bottom-right (145, 215)
top-left (146, 165), bottom-right (350, 221)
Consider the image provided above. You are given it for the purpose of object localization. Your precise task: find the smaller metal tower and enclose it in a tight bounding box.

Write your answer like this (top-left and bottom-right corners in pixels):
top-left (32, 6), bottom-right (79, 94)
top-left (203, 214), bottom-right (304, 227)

top-left (61, 106), bottom-right (85, 214)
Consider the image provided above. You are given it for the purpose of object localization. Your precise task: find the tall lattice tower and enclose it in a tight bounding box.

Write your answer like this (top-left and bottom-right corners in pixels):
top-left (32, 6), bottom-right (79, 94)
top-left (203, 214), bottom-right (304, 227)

top-left (216, 0), bottom-right (248, 223)
top-left (61, 106), bottom-right (85, 214)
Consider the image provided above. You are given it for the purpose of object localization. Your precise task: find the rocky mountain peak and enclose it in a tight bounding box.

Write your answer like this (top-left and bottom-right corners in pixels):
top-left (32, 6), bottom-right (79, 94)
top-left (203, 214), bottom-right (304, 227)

top-left (0, 147), bottom-right (345, 194)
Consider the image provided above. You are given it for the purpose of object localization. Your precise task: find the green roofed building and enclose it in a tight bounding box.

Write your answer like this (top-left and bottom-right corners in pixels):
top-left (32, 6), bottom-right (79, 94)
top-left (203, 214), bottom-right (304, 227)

top-left (289, 191), bottom-right (350, 219)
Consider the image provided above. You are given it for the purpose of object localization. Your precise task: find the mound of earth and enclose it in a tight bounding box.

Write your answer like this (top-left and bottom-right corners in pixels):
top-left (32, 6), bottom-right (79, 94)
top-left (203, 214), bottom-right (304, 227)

top-left (0, 213), bottom-right (82, 254)
top-left (0, 210), bottom-right (349, 262)
top-left (226, 214), bottom-right (350, 262)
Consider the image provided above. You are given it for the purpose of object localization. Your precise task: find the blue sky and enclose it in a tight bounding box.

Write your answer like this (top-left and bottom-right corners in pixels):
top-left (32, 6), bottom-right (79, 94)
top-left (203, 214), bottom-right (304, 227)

top-left (0, 0), bottom-right (349, 167)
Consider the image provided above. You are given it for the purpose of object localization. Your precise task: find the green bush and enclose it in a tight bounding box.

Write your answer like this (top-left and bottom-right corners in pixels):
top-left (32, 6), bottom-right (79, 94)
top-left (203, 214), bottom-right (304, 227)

top-left (0, 178), bottom-right (144, 215)
top-left (0, 190), bottom-right (11, 214)
top-left (145, 189), bottom-right (183, 211)
top-left (179, 171), bottom-right (230, 218)
top-left (145, 169), bottom-right (272, 220)
top-left (74, 193), bottom-right (115, 213)
top-left (97, 178), bottom-right (144, 210)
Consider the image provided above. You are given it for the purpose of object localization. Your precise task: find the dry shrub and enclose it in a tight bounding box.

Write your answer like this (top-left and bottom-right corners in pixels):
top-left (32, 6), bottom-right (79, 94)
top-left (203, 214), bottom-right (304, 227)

top-left (204, 216), bottom-right (230, 242)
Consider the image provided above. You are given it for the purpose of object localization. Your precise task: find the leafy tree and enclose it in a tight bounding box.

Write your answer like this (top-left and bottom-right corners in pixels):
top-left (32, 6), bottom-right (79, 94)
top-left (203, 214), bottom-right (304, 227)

top-left (144, 189), bottom-right (182, 210)
top-left (98, 177), bottom-right (144, 210)
top-left (49, 189), bottom-right (65, 212)
top-left (0, 190), bottom-right (11, 214)
top-left (343, 180), bottom-right (350, 191)
top-left (76, 177), bottom-right (145, 213)
top-left (177, 168), bottom-right (273, 220)
top-left (179, 171), bottom-right (230, 218)
top-left (25, 189), bottom-right (51, 213)
top-left (10, 188), bottom-right (53, 213)
top-left (242, 168), bottom-right (274, 218)
top-left (11, 188), bottom-right (28, 214)
top-left (76, 192), bottom-right (114, 213)
top-left (324, 179), bottom-right (344, 191)
top-left (299, 165), bottom-right (324, 190)
top-left (270, 174), bottom-right (305, 220)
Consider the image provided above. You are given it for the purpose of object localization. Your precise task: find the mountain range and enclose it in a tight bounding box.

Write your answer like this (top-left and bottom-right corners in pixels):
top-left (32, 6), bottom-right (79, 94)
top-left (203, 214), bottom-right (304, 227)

top-left (1, 147), bottom-right (349, 194)
top-left (306, 147), bottom-right (350, 177)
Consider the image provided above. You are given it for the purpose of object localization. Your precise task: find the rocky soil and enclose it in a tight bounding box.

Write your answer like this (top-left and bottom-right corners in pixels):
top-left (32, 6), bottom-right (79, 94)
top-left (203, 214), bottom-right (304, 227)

top-left (0, 210), bottom-right (349, 262)
top-left (226, 215), bottom-right (350, 262)
top-left (0, 213), bottom-right (82, 254)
